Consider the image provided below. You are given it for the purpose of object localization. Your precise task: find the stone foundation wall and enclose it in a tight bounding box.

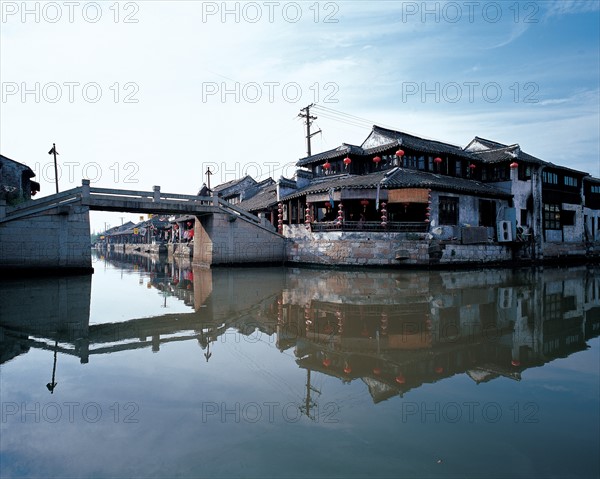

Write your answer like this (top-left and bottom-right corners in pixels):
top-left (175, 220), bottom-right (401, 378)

top-left (543, 242), bottom-right (587, 258)
top-left (284, 226), bottom-right (514, 266)
top-left (0, 205), bottom-right (91, 270)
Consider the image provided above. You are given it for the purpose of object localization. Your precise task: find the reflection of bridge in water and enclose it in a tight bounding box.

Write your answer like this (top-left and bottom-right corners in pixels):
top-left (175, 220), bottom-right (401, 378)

top-left (1, 260), bottom-right (599, 403)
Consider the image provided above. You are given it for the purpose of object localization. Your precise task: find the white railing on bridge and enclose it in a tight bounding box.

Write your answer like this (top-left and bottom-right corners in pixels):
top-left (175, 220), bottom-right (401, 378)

top-left (1, 180), bottom-right (272, 232)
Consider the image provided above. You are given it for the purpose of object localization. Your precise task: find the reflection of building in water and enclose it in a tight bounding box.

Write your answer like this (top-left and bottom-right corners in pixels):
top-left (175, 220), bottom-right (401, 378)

top-left (1, 262), bottom-right (598, 403)
top-left (276, 267), bottom-right (600, 401)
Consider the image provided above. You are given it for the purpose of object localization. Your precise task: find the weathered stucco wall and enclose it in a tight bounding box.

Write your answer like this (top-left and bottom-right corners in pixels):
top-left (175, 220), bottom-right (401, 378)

top-left (0, 204), bottom-right (91, 270)
top-left (194, 212), bottom-right (285, 266)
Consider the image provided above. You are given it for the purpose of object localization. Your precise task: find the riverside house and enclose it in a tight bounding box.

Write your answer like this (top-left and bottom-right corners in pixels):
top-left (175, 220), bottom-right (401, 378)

top-left (0, 154), bottom-right (40, 204)
top-left (238, 125), bottom-right (600, 266)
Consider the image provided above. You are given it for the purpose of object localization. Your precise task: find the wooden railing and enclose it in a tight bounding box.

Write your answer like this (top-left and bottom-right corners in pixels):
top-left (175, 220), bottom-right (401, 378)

top-left (311, 221), bottom-right (429, 233)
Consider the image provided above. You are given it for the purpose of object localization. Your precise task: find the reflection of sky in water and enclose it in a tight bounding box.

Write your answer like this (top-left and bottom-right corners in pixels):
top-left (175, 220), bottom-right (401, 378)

top-left (1, 261), bottom-right (599, 478)
top-left (89, 257), bottom-right (194, 324)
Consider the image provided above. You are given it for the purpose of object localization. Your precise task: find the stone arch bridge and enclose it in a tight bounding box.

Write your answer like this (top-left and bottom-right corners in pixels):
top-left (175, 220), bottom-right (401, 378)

top-left (0, 180), bottom-right (285, 271)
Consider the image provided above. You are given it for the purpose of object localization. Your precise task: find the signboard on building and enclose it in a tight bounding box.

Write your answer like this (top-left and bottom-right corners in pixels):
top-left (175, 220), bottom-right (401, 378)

top-left (388, 188), bottom-right (430, 204)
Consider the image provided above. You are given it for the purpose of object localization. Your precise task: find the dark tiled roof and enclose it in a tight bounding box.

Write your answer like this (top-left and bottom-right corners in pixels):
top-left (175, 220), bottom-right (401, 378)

top-left (296, 125), bottom-right (476, 167)
top-left (367, 126), bottom-right (475, 160)
top-left (469, 144), bottom-right (546, 166)
top-left (282, 170), bottom-right (389, 200)
top-left (464, 136), bottom-right (509, 150)
top-left (281, 167), bottom-right (511, 201)
top-left (238, 184), bottom-right (278, 212)
top-left (296, 143), bottom-right (363, 166)
top-left (212, 175), bottom-right (256, 193)
top-left (383, 167), bottom-right (512, 198)
top-left (0, 154), bottom-right (35, 177)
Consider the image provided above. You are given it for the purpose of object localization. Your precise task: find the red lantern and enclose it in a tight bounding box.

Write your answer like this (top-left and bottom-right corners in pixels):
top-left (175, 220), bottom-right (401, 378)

top-left (360, 199), bottom-right (369, 206)
top-left (395, 375), bottom-right (406, 385)
top-left (435, 367), bottom-right (444, 374)
top-left (434, 157), bottom-right (443, 164)
top-left (510, 162), bottom-right (518, 169)
top-left (469, 163), bottom-right (476, 170)
top-left (344, 366), bottom-right (352, 374)
top-left (373, 156), bottom-right (381, 164)
top-left (395, 149), bottom-right (405, 157)
top-left (373, 367), bottom-right (382, 376)
top-left (322, 358), bottom-right (332, 368)
top-left (325, 201), bottom-right (331, 208)
top-left (511, 359), bottom-right (521, 367)
top-left (343, 157), bottom-right (351, 167)
top-left (323, 161), bottom-right (331, 170)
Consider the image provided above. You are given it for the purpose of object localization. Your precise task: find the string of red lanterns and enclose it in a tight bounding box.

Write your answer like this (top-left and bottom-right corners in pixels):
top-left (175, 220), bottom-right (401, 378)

top-left (336, 202), bottom-right (344, 226)
top-left (277, 202), bottom-right (283, 233)
top-left (380, 201), bottom-right (388, 228)
top-left (425, 189), bottom-right (432, 224)
top-left (305, 203), bottom-right (312, 230)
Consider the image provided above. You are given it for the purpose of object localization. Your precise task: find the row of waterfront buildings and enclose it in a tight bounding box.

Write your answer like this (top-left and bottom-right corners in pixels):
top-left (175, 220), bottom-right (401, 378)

top-left (3, 124), bottom-right (600, 266)
top-left (198, 125), bottom-right (600, 265)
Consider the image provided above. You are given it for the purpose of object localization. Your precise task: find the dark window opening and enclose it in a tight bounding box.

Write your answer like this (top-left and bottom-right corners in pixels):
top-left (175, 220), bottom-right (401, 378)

top-left (479, 200), bottom-right (496, 227)
top-left (561, 210), bottom-right (575, 226)
top-left (543, 203), bottom-right (561, 230)
top-left (518, 164), bottom-right (531, 180)
top-left (520, 209), bottom-right (528, 227)
top-left (439, 196), bottom-right (459, 225)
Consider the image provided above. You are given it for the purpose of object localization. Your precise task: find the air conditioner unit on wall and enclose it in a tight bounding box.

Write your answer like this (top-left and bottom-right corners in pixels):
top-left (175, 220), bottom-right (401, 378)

top-left (497, 221), bottom-right (513, 242)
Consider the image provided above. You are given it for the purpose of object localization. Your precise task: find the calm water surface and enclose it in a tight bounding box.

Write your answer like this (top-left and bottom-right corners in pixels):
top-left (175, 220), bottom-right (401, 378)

top-left (1, 252), bottom-right (599, 478)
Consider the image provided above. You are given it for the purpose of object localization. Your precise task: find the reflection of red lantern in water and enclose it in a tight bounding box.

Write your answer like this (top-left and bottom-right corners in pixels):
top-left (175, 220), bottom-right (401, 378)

top-left (322, 358), bottom-right (332, 367)
top-left (395, 375), bottom-right (406, 384)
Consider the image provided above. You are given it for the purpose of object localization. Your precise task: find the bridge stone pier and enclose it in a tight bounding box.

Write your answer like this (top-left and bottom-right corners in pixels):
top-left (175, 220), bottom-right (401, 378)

top-left (0, 200), bottom-right (91, 271)
top-left (194, 212), bottom-right (285, 266)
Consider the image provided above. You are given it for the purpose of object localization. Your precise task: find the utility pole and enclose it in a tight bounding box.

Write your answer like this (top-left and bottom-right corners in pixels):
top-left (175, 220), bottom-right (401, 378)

top-left (298, 104), bottom-right (321, 157)
top-left (48, 143), bottom-right (59, 194)
top-left (205, 166), bottom-right (213, 191)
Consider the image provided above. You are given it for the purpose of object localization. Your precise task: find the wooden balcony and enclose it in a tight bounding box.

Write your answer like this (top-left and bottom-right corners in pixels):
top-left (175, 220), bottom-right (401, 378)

top-left (310, 221), bottom-right (429, 233)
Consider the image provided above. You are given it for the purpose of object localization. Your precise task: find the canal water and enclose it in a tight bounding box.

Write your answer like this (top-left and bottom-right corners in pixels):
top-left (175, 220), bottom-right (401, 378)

top-left (1, 252), bottom-right (599, 478)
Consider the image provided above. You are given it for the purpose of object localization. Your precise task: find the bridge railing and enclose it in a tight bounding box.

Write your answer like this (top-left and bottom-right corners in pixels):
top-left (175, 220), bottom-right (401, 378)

top-left (0, 187), bottom-right (83, 222)
top-left (86, 183), bottom-right (215, 205)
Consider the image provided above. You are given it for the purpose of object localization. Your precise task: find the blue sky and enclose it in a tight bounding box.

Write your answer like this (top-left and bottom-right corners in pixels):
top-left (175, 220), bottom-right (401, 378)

top-left (1, 0), bottom-right (599, 232)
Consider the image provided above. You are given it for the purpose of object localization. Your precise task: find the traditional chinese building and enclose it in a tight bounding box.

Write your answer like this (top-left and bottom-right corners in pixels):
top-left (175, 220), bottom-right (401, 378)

top-left (258, 125), bottom-right (600, 266)
top-left (0, 154), bottom-right (40, 204)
